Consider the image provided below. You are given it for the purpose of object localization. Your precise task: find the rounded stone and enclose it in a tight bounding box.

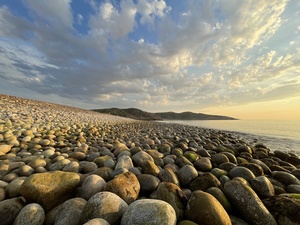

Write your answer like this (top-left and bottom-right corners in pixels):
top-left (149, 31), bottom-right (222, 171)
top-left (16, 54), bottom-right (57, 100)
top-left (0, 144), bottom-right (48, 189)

top-left (132, 151), bottom-right (154, 167)
top-left (0, 197), bottom-right (25, 225)
top-left (78, 174), bottom-right (106, 200)
top-left (5, 178), bottom-right (25, 198)
top-left (0, 144), bottom-right (11, 155)
top-left (194, 157), bottom-right (212, 172)
top-left (251, 176), bottom-right (275, 199)
top-left (207, 187), bottom-right (232, 213)
top-left (93, 156), bottom-right (115, 169)
top-left (121, 199), bottom-right (176, 225)
top-left (286, 184), bottom-right (300, 193)
top-left (190, 172), bottom-right (221, 191)
top-left (137, 174), bottom-right (160, 194)
top-left (105, 171), bottom-right (140, 204)
top-left (81, 191), bottom-right (128, 225)
top-left (18, 165), bottom-right (35, 176)
top-left (0, 188), bottom-right (5, 201)
top-left (177, 165), bottom-right (198, 187)
top-left (272, 171), bottom-right (300, 186)
top-left (228, 166), bottom-right (256, 182)
top-left (20, 171), bottom-right (81, 211)
top-left (185, 190), bottom-right (231, 225)
top-left (83, 218), bottom-right (110, 225)
top-left (79, 161), bottom-right (98, 173)
top-left (62, 161), bottom-right (80, 173)
top-left (54, 198), bottom-right (87, 225)
top-left (223, 178), bottom-right (276, 225)
top-left (211, 153), bottom-right (230, 165)
top-left (28, 158), bottom-right (47, 169)
top-left (13, 203), bottom-right (45, 225)
top-left (141, 160), bottom-right (160, 176)
top-left (159, 167), bottom-right (180, 186)
top-left (115, 155), bottom-right (134, 170)
top-left (156, 182), bottom-right (187, 220)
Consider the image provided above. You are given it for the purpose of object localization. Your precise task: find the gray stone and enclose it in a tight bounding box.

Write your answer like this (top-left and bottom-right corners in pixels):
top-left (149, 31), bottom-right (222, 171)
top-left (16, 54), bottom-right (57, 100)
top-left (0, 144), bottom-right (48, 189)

top-left (286, 184), bottom-right (300, 193)
top-left (62, 161), bottom-right (80, 173)
top-left (223, 178), bottom-right (276, 225)
top-left (137, 174), bottom-right (160, 194)
top-left (78, 174), bottom-right (106, 200)
top-left (177, 165), bottom-right (198, 187)
top-left (79, 161), bottom-right (98, 173)
top-left (251, 176), bottom-right (275, 199)
top-left (228, 166), bottom-right (256, 182)
top-left (5, 178), bottom-right (25, 198)
top-left (159, 167), bottom-right (180, 186)
top-left (81, 191), bottom-right (128, 225)
top-left (121, 199), bottom-right (176, 225)
top-left (132, 151), bottom-right (154, 167)
top-left (272, 171), bottom-right (300, 186)
top-left (54, 198), bottom-right (87, 225)
top-left (13, 203), bottom-right (45, 225)
top-left (0, 197), bottom-right (25, 225)
top-left (115, 155), bottom-right (134, 170)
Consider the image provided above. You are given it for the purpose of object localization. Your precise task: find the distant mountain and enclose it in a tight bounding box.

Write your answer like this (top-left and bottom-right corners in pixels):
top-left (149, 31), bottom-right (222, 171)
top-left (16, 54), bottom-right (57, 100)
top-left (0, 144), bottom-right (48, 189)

top-left (92, 108), bottom-right (237, 121)
top-left (156, 111), bottom-right (237, 120)
top-left (92, 108), bottom-right (161, 120)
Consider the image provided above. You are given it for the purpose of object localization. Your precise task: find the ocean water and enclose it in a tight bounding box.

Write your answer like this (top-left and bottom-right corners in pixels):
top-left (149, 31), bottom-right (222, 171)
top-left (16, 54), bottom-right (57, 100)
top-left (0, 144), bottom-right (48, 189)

top-left (161, 120), bottom-right (300, 154)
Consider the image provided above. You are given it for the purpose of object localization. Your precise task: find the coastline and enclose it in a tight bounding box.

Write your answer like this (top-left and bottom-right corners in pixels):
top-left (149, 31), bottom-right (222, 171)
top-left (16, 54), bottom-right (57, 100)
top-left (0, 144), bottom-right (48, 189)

top-left (1, 94), bottom-right (300, 224)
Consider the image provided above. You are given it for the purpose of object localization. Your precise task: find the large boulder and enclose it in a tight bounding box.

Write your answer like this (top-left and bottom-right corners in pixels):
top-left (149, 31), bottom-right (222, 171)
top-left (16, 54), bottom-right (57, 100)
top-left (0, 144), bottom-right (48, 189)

top-left (185, 190), bottom-right (231, 225)
top-left (121, 199), bottom-right (176, 225)
top-left (20, 171), bottom-right (80, 211)
top-left (223, 178), bottom-right (276, 225)
top-left (105, 171), bottom-right (140, 204)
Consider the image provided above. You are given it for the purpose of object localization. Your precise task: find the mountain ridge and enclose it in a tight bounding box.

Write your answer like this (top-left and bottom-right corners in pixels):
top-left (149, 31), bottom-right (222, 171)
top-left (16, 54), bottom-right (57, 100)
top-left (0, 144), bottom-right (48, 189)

top-left (92, 108), bottom-right (237, 121)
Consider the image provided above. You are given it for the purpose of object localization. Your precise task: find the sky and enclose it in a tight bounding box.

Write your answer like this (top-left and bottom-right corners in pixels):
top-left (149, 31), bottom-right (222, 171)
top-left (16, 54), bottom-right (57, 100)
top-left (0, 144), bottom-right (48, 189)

top-left (0, 0), bottom-right (300, 120)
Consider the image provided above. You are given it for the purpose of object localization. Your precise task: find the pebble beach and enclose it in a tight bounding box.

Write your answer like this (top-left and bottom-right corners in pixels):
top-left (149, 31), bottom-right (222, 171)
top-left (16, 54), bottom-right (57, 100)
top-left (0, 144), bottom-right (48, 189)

top-left (1, 94), bottom-right (300, 225)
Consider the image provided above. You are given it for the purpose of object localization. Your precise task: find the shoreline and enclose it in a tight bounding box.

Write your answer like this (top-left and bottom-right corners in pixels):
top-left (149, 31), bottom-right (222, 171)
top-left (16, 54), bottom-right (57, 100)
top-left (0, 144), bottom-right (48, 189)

top-left (1, 94), bottom-right (300, 224)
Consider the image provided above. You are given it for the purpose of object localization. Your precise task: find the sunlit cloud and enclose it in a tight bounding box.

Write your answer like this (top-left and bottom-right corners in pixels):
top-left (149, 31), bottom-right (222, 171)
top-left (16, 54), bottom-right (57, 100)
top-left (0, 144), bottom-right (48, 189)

top-left (0, 0), bottom-right (299, 118)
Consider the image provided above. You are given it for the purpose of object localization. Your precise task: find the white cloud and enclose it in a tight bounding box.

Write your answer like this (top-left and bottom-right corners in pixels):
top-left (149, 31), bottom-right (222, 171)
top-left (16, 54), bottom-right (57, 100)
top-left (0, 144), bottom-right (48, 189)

top-left (25, 0), bottom-right (73, 29)
top-left (137, 0), bottom-right (171, 25)
top-left (89, 0), bottom-right (137, 40)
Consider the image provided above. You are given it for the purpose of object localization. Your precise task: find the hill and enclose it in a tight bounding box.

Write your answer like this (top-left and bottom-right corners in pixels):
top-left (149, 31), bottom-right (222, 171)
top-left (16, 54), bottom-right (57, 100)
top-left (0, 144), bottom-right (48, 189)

top-left (92, 108), bottom-right (161, 120)
top-left (156, 111), bottom-right (237, 120)
top-left (92, 108), bottom-right (237, 121)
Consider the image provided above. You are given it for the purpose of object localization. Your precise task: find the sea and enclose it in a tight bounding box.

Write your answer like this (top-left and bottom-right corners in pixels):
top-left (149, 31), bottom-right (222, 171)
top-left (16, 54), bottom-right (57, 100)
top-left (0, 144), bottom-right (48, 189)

top-left (161, 120), bottom-right (300, 155)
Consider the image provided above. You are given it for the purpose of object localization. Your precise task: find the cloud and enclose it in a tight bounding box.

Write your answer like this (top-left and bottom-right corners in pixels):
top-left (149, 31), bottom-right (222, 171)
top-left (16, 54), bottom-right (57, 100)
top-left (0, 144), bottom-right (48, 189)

top-left (25, 0), bottom-right (73, 29)
top-left (137, 0), bottom-right (171, 25)
top-left (0, 0), bottom-right (299, 111)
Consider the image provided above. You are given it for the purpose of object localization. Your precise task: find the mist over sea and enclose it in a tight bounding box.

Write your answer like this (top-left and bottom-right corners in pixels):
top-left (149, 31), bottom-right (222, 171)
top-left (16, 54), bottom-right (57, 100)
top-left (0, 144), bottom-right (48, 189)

top-left (161, 120), bottom-right (300, 154)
